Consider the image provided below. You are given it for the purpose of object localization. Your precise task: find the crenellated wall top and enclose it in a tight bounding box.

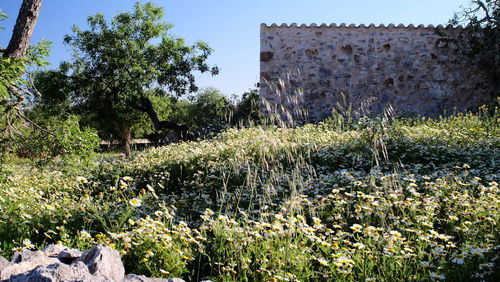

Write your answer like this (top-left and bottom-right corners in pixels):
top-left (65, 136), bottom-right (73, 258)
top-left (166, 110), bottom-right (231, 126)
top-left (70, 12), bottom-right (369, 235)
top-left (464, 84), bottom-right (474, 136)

top-left (261, 23), bottom-right (463, 30)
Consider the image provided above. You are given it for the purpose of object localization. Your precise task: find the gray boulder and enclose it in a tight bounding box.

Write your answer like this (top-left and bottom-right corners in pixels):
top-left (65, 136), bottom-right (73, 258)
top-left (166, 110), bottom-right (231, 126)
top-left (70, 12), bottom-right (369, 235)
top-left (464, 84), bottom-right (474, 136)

top-left (76, 244), bottom-right (125, 281)
top-left (42, 244), bottom-right (83, 264)
top-left (0, 256), bottom-right (11, 272)
top-left (167, 278), bottom-right (186, 282)
top-left (9, 261), bottom-right (105, 282)
top-left (58, 248), bottom-right (83, 264)
top-left (42, 244), bottom-right (68, 258)
top-left (124, 273), bottom-right (170, 281)
top-left (0, 256), bottom-right (60, 280)
top-left (11, 249), bottom-right (45, 263)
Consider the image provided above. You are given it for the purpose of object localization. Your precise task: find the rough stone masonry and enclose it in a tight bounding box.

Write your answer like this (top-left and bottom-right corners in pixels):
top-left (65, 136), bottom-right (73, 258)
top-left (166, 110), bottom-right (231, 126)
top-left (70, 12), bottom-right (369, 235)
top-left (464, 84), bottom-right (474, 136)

top-left (260, 23), bottom-right (497, 120)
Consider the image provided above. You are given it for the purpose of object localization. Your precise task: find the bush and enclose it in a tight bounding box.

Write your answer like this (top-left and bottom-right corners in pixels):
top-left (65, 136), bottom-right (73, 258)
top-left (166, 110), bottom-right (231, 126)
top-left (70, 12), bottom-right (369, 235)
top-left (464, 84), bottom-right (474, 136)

top-left (14, 115), bottom-right (99, 169)
top-left (233, 88), bottom-right (261, 126)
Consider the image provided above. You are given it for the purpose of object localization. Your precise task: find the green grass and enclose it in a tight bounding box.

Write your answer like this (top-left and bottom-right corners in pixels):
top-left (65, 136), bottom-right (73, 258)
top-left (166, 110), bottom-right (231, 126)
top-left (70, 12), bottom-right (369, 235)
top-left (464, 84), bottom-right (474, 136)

top-left (0, 105), bottom-right (499, 281)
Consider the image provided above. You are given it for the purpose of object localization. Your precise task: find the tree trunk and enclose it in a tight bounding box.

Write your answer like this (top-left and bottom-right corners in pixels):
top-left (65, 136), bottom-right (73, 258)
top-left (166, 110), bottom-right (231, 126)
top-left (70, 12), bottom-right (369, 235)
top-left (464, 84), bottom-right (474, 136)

top-left (3, 0), bottom-right (43, 59)
top-left (120, 126), bottom-right (131, 156)
top-left (136, 96), bottom-right (189, 141)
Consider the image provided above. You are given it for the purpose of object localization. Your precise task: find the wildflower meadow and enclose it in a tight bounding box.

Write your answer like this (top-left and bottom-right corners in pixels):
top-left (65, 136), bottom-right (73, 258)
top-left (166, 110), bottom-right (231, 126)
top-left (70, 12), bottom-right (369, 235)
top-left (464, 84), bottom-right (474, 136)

top-left (0, 106), bottom-right (498, 281)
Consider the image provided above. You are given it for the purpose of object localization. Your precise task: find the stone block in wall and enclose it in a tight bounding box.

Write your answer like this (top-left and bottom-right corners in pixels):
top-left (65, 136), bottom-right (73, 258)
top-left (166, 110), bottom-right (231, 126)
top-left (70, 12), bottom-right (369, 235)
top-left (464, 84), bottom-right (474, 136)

top-left (260, 51), bottom-right (274, 62)
top-left (432, 69), bottom-right (446, 82)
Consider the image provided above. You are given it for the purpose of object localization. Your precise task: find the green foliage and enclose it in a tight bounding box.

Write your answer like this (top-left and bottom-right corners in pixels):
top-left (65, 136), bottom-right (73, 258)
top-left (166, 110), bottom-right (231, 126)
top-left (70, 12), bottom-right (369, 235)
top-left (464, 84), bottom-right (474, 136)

top-left (186, 87), bottom-right (233, 137)
top-left (167, 99), bottom-right (191, 127)
top-left (25, 39), bottom-right (52, 69)
top-left (0, 9), bottom-right (6, 24)
top-left (30, 69), bottom-right (72, 117)
top-left (12, 70), bottom-right (102, 172)
top-left (447, 0), bottom-right (500, 86)
top-left (161, 87), bottom-right (260, 139)
top-left (0, 10), bottom-right (96, 173)
top-left (61, 1), bottom-right (218, 142)
top-left (233, 88), bottom-right (261, 125)
top-left (0, 57), bottom-right (24, 100)
top-left (0, 39), bottom-right (52, 99)
top-left (130, 94), bottom-right (174, 139)
top-left (14, 115), bottom-right (99, 169)
top-left (0, 10), bottom-right (21, 99)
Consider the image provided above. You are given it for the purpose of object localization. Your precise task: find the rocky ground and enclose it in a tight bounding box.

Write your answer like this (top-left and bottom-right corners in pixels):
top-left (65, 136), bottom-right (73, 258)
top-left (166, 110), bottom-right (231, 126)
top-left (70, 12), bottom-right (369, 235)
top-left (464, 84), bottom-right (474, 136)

top-left (0, 244), bottom-right (192, 282)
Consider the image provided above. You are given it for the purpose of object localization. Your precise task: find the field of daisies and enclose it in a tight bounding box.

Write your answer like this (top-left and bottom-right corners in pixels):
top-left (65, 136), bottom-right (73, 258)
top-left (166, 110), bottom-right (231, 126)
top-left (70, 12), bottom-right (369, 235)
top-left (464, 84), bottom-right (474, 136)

top-left (0, 106), bottom-right (499, 281)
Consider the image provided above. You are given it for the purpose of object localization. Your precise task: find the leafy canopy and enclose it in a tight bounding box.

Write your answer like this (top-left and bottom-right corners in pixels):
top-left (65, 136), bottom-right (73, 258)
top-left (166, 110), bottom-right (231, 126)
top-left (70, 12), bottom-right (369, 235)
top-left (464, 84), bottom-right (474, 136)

top-left (62, 1), bottom-right (218, 138)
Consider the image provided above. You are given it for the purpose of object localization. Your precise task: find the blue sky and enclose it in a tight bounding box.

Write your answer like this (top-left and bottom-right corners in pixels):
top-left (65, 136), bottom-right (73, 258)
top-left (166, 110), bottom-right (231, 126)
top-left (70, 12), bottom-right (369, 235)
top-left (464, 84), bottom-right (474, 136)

top-left (1, 0), bottom-right (470, 97)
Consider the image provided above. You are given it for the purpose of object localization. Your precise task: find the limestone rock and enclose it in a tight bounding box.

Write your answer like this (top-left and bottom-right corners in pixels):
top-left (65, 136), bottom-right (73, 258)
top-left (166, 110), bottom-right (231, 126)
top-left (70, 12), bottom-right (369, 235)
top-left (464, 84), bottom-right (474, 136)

top-left (11, 248), bottom-right (45, 263)
top-left (42, 244), bottom-right (68, 257)
top-left (1, 244), bottom-right (173, 282)
top-left (0, 256), bottom-right (11, 272)
top-left (10, 252), bottom-right (22, 264)
top-left (167, 278), bottom-right (185, 282)
top-left (77, 244), bottom-right (125, 281)
top-left (0, 256), bottom-right (60, 280)
top-left (9, 261), bottom-right (104, 282)
top-left (58, 248), bottom-right (83, 264)
top-left (124, 273), bottom-right (170, 281)
top-left (41, 244), bottom-right (83, 264)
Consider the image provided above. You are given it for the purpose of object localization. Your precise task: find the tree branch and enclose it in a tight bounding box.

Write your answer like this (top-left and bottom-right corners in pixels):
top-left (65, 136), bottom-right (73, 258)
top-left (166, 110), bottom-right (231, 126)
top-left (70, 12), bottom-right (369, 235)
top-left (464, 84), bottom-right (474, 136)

top-left (136, 96), bottom-right (189, 140)
top-left (15, 108), bottom-right (57, 137)
top-left (474, 1), bottom-right (492, 23)
top-left (27, 72), bottom-right (42, 97)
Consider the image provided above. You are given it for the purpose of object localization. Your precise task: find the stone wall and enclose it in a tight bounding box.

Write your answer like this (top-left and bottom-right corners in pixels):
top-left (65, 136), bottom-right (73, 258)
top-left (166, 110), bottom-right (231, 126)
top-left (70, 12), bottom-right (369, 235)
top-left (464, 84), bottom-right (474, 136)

top-left (260, 23), bottom-right (496, 120)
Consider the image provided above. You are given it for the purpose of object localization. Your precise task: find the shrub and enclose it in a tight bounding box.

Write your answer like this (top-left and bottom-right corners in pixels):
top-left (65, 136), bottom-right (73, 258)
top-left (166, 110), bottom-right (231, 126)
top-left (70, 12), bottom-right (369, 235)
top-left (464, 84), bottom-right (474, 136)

top-left (14, 115), bottom-right (99, 170)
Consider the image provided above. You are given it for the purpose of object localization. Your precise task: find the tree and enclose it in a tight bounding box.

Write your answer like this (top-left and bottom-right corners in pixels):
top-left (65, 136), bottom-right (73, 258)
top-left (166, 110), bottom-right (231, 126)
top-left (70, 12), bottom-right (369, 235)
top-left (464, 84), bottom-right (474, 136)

top-left (233, 88), bottom-right (261, 125)
top-left (187, 87), bottom-right (233, 136)
top-left (446, 0), bottom-right (499, 88)
top-left (30, 69), bottom-right (72, 117)
top-left (1, 0), bottom-right (48, 160)
top-left (1, 1), bottom-right (99, 167)
top-left (62, 2), bottom-right (218, 155)
top-left (1, 0), bottom-right (44, 119)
